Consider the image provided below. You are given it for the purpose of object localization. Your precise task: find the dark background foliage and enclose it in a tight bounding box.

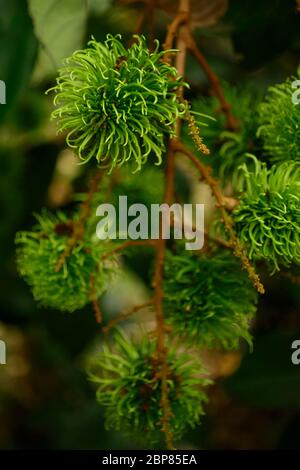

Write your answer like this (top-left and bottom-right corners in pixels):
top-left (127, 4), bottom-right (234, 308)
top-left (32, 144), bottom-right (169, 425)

top-left (0, 0), bottom-right (300, 450)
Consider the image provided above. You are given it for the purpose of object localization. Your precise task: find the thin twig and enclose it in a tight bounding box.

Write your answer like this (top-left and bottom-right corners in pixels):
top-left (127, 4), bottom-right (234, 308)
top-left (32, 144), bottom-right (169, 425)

top-left (90, 272), bottom-right (103, 324)
top-left (102, 240), bottom-right (156, 260)
top-left (55, 171), bottom-right (102, 272)
top-left (152, 146), bottom-right (175, 450)
top-left (185, 31), bottom-right (237, 131)
top-left (173, 140), bottom-right (265, 294)
top-left (93, 300), bottom-right (103, 324)
top-left (102, 299), bottom-right (155, 334)
top-left (170, 217), bottom-right (231, 249)
top-left (172, 139), bottom-right (226, 206)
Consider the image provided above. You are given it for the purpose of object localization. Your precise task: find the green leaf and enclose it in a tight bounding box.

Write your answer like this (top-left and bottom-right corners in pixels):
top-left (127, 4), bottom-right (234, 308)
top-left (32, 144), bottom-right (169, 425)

top-left (28, 0), bottom-right (87, 76)
top-left (226, 331), bottom-right (300, 408)
top-left (0, 0), bottom-right (37, 123)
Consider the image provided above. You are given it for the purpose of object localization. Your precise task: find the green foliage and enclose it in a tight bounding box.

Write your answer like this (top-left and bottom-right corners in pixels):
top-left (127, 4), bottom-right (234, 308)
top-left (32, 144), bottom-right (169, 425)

top-left (184, 83), bottom-right (262, 182)
top-left (164, 250), bottom-right (257, 350)
top-left (258, 74), bottom-right (300, 163)
top-left (49, 34), bottom-right (187, 172)
top-left (88, 329), bottom-right (210, 444)
top-left (233, 158), bottom-right (300, 272)
top-left (16, 211), bottom-right (116, 312)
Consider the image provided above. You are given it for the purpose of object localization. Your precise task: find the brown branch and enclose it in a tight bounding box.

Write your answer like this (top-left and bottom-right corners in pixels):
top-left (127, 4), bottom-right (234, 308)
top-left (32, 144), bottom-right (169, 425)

top-left (152, 146), bottom-right (175, 450)
top-left (152, 0), bottom-right (191, 450)
top-left (163, 12), bottom-right (188, 62)
top-left (173, 140), bottom-right (265, 294)
top-left (102, 239), bottom-right (156, 260)
top-left (172, 139), bottom-right (226, 206)
top-left (92, 300), bottom-right (103, 324)
top-left (185, 31), bottom-right (237, 131)
top-left (55, 171), bottom-right (102, 272)
top-left (102, 299), bottom-right (155, 334)
top-left (90, 272), bottom-right (103, 324)
top-left (170, 217), bottom-right (231, 249)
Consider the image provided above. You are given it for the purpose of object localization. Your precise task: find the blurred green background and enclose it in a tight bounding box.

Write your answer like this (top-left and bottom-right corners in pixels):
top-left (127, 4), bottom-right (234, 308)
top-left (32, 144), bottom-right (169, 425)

top-left (1, 0), bottom-right (300, 450)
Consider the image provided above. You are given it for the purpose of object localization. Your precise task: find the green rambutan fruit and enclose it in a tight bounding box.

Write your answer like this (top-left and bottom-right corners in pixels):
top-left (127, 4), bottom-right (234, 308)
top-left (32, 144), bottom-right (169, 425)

top-left (16, 211), bottom-right (116, 312)
top-left (49, 34), bottom-right (187, 173)
top-left (164, 250), bottom-right (257, 349)
top-left (88, 329), bottom-right (210, 444)
top-left (233, 158), bottom-right (300, 272)
top-left (258, 73), bottom-right (300, 163)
